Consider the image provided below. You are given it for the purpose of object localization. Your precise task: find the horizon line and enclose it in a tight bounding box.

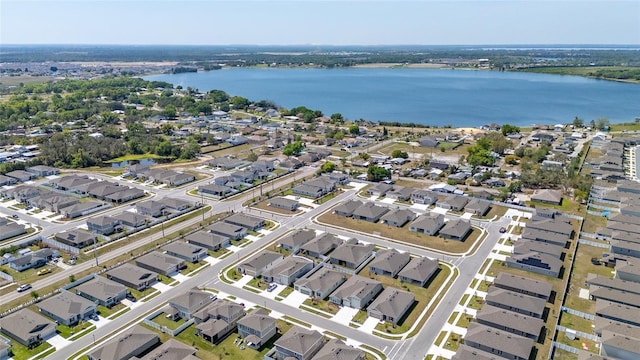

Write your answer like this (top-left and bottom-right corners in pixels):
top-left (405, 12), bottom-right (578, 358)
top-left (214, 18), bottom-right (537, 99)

top-left (2, 43), bottom-right (640, 47)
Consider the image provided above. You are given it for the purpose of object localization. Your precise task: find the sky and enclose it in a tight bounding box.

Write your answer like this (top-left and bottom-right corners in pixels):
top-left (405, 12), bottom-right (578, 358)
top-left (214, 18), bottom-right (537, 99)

top-left (1, 0), bottom-right (639, 45)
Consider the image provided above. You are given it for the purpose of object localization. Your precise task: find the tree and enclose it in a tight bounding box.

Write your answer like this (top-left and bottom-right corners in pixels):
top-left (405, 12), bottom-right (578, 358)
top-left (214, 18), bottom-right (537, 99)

top-left (330, 113), bottom-right (344, 123)
top-left (230, 96), bottom-right (250, 110)
top-left (391, 149), bottom-right (409, 159)
top-left (162, 105), bottom-right (176, 119)
top-left (209, 90), bottom-right (230, 103)
top-left (572, 116), bottom-right (584, 128)
top-left (283, 141), bottom-right (304, 157)
top-left (501, 124), bottom-right (520, 136)
top-left (483, 131), bottom-right (513, 155)
top-left (595, 117), bottom-right (610, 131)
top-left (160, 123), bottom-right (175, 135)
top-left (320, 161), bottom-right (336, 174)
top-left (367, 165), bottom-right (391, 182)
top-left (348, 124), bottom-right (360, 135)
top-left (31, 290), bottom-right (39, 300)
top-left (504, 154), bottom-right (519, 165)
top-left (246, 151), bottom-right (258, 162)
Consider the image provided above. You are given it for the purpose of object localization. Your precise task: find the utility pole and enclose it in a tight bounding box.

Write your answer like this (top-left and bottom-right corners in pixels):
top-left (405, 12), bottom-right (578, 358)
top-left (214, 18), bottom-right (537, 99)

top-left (201, 192), bottom-right (205, 222)
top-left (161, 210), bottom-right (166, 238)
top-left (93, 236), bottom-right (99, 267)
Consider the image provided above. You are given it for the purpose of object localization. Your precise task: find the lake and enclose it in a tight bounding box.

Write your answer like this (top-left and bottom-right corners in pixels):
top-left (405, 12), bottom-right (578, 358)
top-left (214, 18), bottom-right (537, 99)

top-left (144, 68), bottom-right (640, 127)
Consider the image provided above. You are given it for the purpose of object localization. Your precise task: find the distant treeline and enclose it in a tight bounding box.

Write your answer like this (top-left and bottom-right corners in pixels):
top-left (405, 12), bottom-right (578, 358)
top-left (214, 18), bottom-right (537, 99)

top-left (2, 45), bottom-right (640, 68)
top-left (378, 121), bottom-right (452, 128)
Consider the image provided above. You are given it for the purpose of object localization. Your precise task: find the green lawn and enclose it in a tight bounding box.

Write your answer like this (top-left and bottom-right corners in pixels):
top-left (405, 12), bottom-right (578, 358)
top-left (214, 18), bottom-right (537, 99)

top-left (106, 153), bottom-right (168, 162)
top-left (129, 287), bottom-right (158, 301)
top-left (209, 248), bottom-right (231, 258)
top-left (57, 321), bottom-right (93, 339)
top-left (247, 277), bottom-right (267, 290)
top-left (351, 310), bottom-right (368, 324)
top-left (277, 286), bottom-right (294, 298)
top-left (302, 298), bottom-right (340, 315)
top-left (157, 274), bottom-right (175, 285)
top-left (9, 341), bottom-right (52, 360)
top-left (97, 303), bottom-right (126, 318)
top-left (181, 261), bottom-right (208, 275)
top-left (151, 312), bottom-right (187, 330)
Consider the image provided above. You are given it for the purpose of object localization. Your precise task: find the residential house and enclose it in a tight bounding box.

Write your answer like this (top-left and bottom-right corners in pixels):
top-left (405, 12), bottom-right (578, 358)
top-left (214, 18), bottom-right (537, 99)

top-left (366, 183), bottom-right (394, 197)
top-left (409, 214), bottom-right (445, 235)
top-left (207, 222), bottom-right (247, 240)
top-left (436, 195), bottom-right (469, 211)
top-left (208, 157), bottom-right (245, 170)
top-left (411, 189), bottom-right (438, 205)
top-left (351, 202), bottom-right (389, 223)
top-left (513, 240), bottom-right (565, 260)
top-left (27, 192), bottom-right (77, 213)
top-left (0, 222), bottom-right (26, 241)
top-left (158, 197), bottom-right (192, 211)
top-left (59, 200), bottom-right (104, 219)
top-left (9, 248), bottom-right (57, 272)
top-left (398, 257), bottom-right (439, 287)
top-left (293, 177), bottom-right (336, 198)
top-left (311, 339), bottom-right (364, 360)
top-left (54, 229), bottom-right (96, 248)
top-left (380, 208), bottom-right (416, 227)
top-left (169, 287), bottom-right (214, 319)
top-left (86, 215), bottom-right (119, 235)
top-left (105, 263), bottom-right (158, 291)
top-left (113, 212), bottom-right (149, 228)
top-left (0, 174), bottom-right (17, 186)
top-left (48, 175), bottom-right (91, 192)
top-left (506, 251), bottom-right (563, 278)
top-left (225, 213), bottom-right (265, 231)
top-left (616, 257), bottom-right (640, 283)
top-left (386, 186), bottom-right (415, 201)
top-left (104, 188), bottom-right (144, 204)
top-left (136, 339), bottom-right (196, 360)
top-left (38, 290), bottom-right (97, 326)
top-left (493, 272), bottom-right (552, 300)
top-left (300, 233), bottom-right (343, 259)
top-left (369, 249), bottom-right (410, 277)
top-left (333, 200), bottom-right (363, 217)
top-left (521, 228), bottom-right (570, 248)
top-left (1, 185), bottom-right (40, 202)
top-left (531, 189), bottom-right (563, 205)
top-left (162, 241), bottom-right (208, 263)
top-left (262, 256), bottom-right (314, 285)
top-left (75, 276), bottom-right (127, 308)
top-left (464, 199), bottom-right (491, 216)
top-left (595, 299), bottom-right (640, 327)
top-left (0, 309), bottom-right (56, 347)
top-left (600, 330), bottom-right (640, 360)
top-left (135, 251), bottom-right (185, 276)
top-left (279, 229), bottom-right (317, 253)
top-left (439, 219), bottom-right (472, 241)
top-left (87, 325), bottom-right (159, 360)
top-left (86, 183), bottom-right (122, 200)
top-left (476, 304), bottom-right (544, 340)
top-left (418, 136), bottom-right (440, 148)
top-left (367, 287), bottom-right (415, 325)
top-left (294, 268), bottom-right (348, 299)
top-left (199, 184), bottom-right (236, 199)
top-left (185, 231), bottom-right (230, 251)
top-left (237, 250), bottom-right (284, 277)
top-left (136, 200), bottom-right (164, 217)
top-left (322, 172), bottom-right (350, 185)
top-left (237, 308), bottom-right (277, 349)
top-left (253, 159), bottom-right (275, 172)
top-left (329, 243), bottom-right (375, 270)
top-left (268, 197), bottom-right (300, 211)
top-left (195, 301), bottom-right (246, 343)
top-left (330, 275), bottom-right (382, 309)
top-left (453, 344), bottom-right (509, 360)
top-left (463, 323), bottom-right (534, 360)
top-left (6, 170), bottom-right (35, 182)
top-left (485, 288), bottom-right (547, 319)
top-left (611, 240), bottom-right (640, 259)
top-left (273, 326), bottom-right (325, 360)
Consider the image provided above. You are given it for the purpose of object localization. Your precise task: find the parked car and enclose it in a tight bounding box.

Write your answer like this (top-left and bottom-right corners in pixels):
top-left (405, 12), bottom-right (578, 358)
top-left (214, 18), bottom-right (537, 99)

top-left (90, 314), bottom-right (99, 321)
top-left (17, 284), bottom-right (32, 293)
top-left (499, 227), bottom-right (507, 233)
top-left (37, 268), bottom-right (51, 276)
top-left (267, 283), bottom-right (278, 292)
top-left (125, 293), bottom-right (137, 302)
top-left (67, 259), bottom-right (76, 265)
top-left (11, 214), bottom-right (19, 219)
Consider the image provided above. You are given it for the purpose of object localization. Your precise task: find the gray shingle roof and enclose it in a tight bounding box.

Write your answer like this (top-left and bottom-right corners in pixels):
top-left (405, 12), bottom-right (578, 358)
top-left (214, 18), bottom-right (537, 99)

top-left (169, 287), bottom-right (212, 313)
top-left (274, 326), bottom-right (324, 356)
top-left (351, 202), bottom-right (389, 220)
top-left (439, 219), bottom-right (472, 239)
top-left (493, 272), bottom-right (552, 299)
top-left (369, 249), bottom-right (410, 274)
top-left (464, 323), bottom-right (533, 360)
top-left (397, 257), bottom-right (439, 283)
top-left (87, 325), bottom-right (159, 360)
top-left (311, 339), bottom-right (364, 360)
top-left (240, 250), bottom-right (283, 271)
top-left (476, 304), bottom-right (544, 337)
top-left (367, 287), bottom-right (415, 320)
top-left (0, 309), bottom-right (56, 345)
top-left (294, 268), bottom-right (347, 294)
top-left (38, 290), bottom-right (96, 320)
top-left (330, 243), bottom-right (374, 266)
top-left (279, 229), bottom-right (316, 249)
top-left (486, 288), bottom-right (547, 315)
top-left (75, 276), bottom-right (126, 302)
top-left (331, 275), bottom-right (381, 300)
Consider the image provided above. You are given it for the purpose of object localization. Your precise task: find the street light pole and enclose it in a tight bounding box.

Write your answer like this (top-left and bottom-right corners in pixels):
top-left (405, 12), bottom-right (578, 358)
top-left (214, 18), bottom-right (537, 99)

top-left (201, 192), bottom-right (205, 222)
top-left (161, 211), bottom-right (166, 238)
top-left (93, 235), bottom-right (99, 267)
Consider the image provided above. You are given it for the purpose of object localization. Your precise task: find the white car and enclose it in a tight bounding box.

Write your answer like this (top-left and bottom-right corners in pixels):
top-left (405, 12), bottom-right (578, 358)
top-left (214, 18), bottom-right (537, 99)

top-left (17, 284), bottom-right (32, 293)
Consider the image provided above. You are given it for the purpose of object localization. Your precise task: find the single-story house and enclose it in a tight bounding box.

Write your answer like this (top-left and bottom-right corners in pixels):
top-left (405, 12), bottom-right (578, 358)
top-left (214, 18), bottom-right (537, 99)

top-left (294, 267), bottom-right (347, 299)
top-left (237, 250), bottom-right (284, 277)
top-left (262, 256), bottom-right (314, 285)
top-left (436, 195), bottom-right (469, 211)
top-left (268, 197), bottom-right (300, 211)
top-left (367, 287), bottom-right (415, 325)
top-left (207, 222), bottom-right (247, 240)
top-left (6, 170), bottom-right (35, 182)
top-left (485, 288), bottom-right (547, 319)
top-left (463, 323), bottom-right (534, 360)
top-left (38, 290), bottom-right (97, 326)
top-left (27, 192), bottom-right (78, 213)
top-left (87, 325), bottom-right (159, 360)
top-left (59, 200), bottom-right (104, 219)
top-left (330, 275), bottom-right (382, 309)
top-left (199, 184), bottom-right (236, 199)
top-left (464, 199), bottom-right (491, 216)
top-left (162, 241), bottom-right (208, 263)
top-left (54, 229), bottom-right (96, 249)
top-left (75, 276), bottom-right (127, 308)
top-left (386, 186), bottom-right (415, 201)
top-left (398, 256), bottom-right (439, 287)
top-left (409, 214), bottom-right (445, 235)
top-left (439, 219), bottom-right (472, 241)
top-left (380, 208), bottom-right (416, 227)
top-left (300, 233), bottom-right (343, 258)
top-left (506, 251), bottom-right (563, 278)
top-left (312, 339), bottom-right (365, 360)
top-left (476, 304), bottom-right (544, 340)
top-left (113, 212), bottom-right (149, 228)
top-left (333, 200), bottom-right (363, 217)
top-left (351, 202), bottom-right (389, 223)
top-left (0, 222), bottom-right (27, 241)
top-left (329, 243), bottom-right (375, 270)
top-left (135, 251), bottom-right (185, 276)
top-left (366, 183), bottom-right (394, 197)
top-left (531, 189), bottom-right (563, 205)
top-left (225, 213), bottom-right (265, 231)
top-left (185, 231), bottom-right (230, 251)
top-left (278, 229), bottom-right (316, 253)
top-left (0, 309), bottom-right (56, 347)
top-left (9, 248), bottom-right (58, 272)
top-left (369, 249), bottom-right (410, 278)
top-left (105, 263), bottom-right (158, 291)
top-left (493, 272), bottom-right (552, 301)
